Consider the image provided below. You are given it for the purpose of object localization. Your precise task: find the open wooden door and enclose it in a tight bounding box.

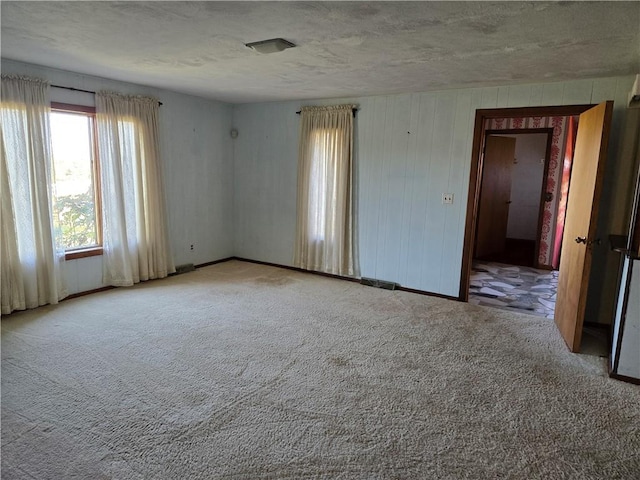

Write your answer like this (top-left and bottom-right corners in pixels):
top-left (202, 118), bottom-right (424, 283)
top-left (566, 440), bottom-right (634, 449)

top-left (554, 101), bottom-right (613, 352)
top-left (475, 135), bottom-right (516, 258)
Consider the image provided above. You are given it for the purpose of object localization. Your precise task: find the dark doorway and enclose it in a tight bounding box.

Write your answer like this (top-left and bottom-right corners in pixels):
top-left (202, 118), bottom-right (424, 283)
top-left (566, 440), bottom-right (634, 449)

top-left (474, 130), bottom-right (553, 268)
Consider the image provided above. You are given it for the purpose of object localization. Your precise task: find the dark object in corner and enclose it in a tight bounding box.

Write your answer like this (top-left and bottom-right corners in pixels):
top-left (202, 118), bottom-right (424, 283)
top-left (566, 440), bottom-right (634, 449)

top-left (360, 277), bottom-right (397, 290)
top-left (172, 264), bottom-right (196, 276)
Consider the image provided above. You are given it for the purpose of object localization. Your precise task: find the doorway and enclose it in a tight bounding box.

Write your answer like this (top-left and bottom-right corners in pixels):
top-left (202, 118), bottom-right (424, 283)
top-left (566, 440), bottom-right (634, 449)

top-left (461, 102), bottom-right (614, 354)
top-left (460, 105), bottom-right (594, 304)
top-left (460, 105), bottom-right (590, 318)
top-left (470, 129), bottom-right (557, 318)
top-left (474, 130), bottom-right (553, 269)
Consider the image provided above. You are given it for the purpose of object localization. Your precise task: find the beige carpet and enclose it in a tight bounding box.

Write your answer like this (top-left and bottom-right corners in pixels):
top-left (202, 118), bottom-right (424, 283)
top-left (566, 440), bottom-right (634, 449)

top-left (2, 260), bottom-right (639, 479)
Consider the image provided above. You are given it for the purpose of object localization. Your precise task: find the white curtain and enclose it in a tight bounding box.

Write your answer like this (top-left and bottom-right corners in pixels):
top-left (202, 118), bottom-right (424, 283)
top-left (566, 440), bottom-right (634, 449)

top-left (96, 92), bottom-right (174, 287)
top-left (0, 75), bottom-right (66, 315)
top-left (294, 104), bottom-right (357, 276)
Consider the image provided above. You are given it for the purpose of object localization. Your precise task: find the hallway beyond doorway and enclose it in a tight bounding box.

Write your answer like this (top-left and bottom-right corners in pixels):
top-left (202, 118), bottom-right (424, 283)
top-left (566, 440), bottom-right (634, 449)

top-left (469, 261), bottom-right (558, 318)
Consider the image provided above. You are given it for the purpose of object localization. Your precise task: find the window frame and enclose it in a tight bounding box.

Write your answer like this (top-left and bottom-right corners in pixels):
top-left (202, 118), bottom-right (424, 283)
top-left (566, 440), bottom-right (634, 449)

top-left (50, 102), bottom-right (103, 260)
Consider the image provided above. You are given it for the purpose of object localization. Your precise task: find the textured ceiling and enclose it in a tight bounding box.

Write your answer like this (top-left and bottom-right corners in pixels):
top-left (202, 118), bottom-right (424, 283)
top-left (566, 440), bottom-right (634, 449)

top-left (1, 1), bottom-right (639, 103)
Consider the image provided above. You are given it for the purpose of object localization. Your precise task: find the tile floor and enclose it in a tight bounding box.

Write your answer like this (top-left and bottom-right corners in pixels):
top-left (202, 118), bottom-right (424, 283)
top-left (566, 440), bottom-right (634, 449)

top-left (469, 261), bottom-right (559, 318)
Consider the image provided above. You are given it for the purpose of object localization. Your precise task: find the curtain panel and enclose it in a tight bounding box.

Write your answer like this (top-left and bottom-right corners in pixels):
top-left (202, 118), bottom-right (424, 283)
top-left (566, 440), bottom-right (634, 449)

top-left (0, 75), bottom-right (66, 315)
top-left (96, 92), bottom-right (174, 287)
top-left (294, 104), bottom-right (357, 277)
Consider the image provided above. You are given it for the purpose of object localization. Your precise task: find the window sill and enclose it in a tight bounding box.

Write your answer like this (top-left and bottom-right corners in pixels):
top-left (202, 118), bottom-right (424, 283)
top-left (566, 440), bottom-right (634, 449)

top-left (65, 247), bottom-right (103, 260)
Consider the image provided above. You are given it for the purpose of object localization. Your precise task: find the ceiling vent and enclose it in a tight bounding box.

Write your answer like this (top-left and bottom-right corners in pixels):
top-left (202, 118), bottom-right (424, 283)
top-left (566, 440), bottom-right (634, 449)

top-left (629, 74), bottom-right (640, 108)
top-left (245, 38), bottom-right (296, 54)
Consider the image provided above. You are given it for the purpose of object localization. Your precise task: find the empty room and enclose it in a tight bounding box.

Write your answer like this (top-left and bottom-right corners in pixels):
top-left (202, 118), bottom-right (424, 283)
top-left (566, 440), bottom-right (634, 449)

top-left (2, 2), bottom-right (640, 479)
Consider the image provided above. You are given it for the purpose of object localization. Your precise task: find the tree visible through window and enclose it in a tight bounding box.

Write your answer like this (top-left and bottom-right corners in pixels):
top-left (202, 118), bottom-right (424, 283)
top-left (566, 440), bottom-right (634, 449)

top-left (50, 104), bottom-right (101, 252)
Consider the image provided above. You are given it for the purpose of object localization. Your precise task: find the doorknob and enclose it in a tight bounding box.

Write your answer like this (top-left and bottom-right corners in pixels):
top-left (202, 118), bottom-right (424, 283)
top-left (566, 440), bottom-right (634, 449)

top-left (575, 237), bottom-right (602, 246)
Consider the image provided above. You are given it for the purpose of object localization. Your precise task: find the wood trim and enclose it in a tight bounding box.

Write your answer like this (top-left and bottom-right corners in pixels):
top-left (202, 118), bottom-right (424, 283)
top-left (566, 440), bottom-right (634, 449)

top-left (233, 257), bottom-right (460, 301)
top-left (64, 286), bottom-right (114, 301)
top-left (608, 371), bottom-right (640, 385)
top-left (485, 128), bottom-right (554, 136)
top-left (460, 112), bottom-right (487, 301)
top-left (65, 247), bottom-right (103, 260)
top-left (476, 105), bottom-right (594, 119)
top-left (51, 102), bottom-right (104, 252)
top-left (60, 256), bottom-right (452, 312)
top-left (62, 258), bottom-right (237, 301)
top-left (459, 104), bottom-right (596, 301)
top-left (232, 257), bottom-right (361, 283)
top-left (396, 285), bottom-right (459, 301)
top-left (194, 257), bottom-right (236, 268)
top-left (51, 102), bottom-right (96, 114)
top-left (535, 130), bottom-right (555, 269)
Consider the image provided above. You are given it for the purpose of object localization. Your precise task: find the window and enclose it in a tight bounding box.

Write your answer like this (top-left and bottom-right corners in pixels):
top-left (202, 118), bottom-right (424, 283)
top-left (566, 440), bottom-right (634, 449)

top-left (294, 105), bottom-right (356, 276)
top-left (308, 128), bottom-right (331, 241)
top-left (49, 103), bottom-right (102, 259)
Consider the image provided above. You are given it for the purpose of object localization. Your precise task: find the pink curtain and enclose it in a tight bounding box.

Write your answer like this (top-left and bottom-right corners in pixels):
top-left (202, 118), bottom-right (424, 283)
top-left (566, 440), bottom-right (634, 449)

top-left (552, 116), bottom-right (578, 268)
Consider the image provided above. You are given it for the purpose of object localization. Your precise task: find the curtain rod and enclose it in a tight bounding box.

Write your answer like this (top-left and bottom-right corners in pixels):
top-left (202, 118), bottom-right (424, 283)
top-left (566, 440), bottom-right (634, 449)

top-left (51, 84), bottom-right (163, 106)
top-left (296, 108), bottom-right (358, 117)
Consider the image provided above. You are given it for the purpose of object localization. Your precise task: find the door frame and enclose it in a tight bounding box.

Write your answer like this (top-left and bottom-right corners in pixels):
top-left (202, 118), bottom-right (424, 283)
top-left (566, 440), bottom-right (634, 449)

top-left (482, 128), bottom-right (554, 268)
top-left (459, 104), bottom-right (595, 301)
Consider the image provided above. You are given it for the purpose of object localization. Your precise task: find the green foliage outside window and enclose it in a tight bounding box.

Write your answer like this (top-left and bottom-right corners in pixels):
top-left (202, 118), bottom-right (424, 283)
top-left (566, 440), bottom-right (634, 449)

top-left (54, 189), bottom-right (98, 250)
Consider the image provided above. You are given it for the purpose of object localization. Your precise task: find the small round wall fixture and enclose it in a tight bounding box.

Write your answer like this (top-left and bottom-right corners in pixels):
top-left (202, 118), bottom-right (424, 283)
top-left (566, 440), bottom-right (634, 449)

top-left (230, 128), bottom-right (239, 138)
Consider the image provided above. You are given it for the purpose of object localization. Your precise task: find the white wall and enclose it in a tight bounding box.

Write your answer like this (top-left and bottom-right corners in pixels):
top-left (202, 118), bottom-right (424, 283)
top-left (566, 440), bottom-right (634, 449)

top-left (615, 259), bottom-right (640, 379)
top-left (3, 59), bottom-right (636, 325)
top-left (2, 59), bottom-right (235, 295)
top-left (501, 133), bottom-right (547, 241)
top-left (233, 76), bottom-right (636, 314)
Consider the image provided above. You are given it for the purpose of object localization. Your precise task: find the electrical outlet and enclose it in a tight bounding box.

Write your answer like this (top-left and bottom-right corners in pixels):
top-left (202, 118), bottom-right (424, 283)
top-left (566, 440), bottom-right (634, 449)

top-left (442, 193), bottom-right (454, 204)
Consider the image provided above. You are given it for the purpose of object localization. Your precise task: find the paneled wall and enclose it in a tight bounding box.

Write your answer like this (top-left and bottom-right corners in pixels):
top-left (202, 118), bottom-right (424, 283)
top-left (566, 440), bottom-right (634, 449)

top-left (234, 76), bottom-right (636, 319)
top-left (2, 60), bottom-right (235, 295)
top-left (3, 58), bottom-right (636, 325)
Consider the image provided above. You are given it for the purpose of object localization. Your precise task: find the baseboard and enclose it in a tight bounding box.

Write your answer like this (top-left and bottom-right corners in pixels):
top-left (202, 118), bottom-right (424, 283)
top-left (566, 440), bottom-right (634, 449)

top-left (232, 257), bottom-right (459, 301)
top-left (194, 257), bottom-right (236, 268)
top-left (396, 285), bottom-right (459, 302)
top-left (232, 257), bottom-right (360, 283)
top-left (608, 371), bottom-right (640, 385)
top-left (64, 257), bottom-right (236, 301)
top-left (64, 286), bottom-right (115, 301)
top-left (62, 256), bottom-right (460, 305)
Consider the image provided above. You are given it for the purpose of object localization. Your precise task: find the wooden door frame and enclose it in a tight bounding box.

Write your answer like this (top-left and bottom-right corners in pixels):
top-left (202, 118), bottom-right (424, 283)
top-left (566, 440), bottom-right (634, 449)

top-left (459, 104), bottom-right (595, 301)
top-left (483, 128), bottom-right (554, 269)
